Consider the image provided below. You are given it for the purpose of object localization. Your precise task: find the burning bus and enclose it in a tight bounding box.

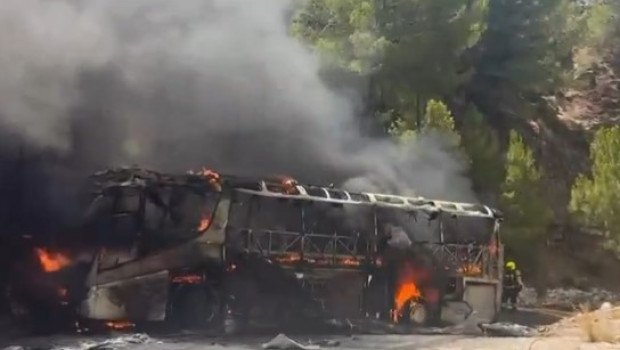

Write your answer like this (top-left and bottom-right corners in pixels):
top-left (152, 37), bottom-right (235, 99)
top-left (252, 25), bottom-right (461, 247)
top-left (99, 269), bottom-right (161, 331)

top-left (4, 167), bottom-right (503, 333)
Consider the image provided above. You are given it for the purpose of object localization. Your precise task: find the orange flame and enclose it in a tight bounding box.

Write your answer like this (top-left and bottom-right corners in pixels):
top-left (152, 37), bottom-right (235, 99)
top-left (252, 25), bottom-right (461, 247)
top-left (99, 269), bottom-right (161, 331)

top-left (278, 175), bottom-right (298, 195)
top-left (274, 253), bottom-right (301, 264)
top-left (198, 215), bottom-right (210, 232)
top-left (393, 261), bottom-right (421, 322)
top-left (340, 258), bottom-right (361, 266)
top-left (172, 274), bottom-right (203, 284)
top-left (34, 247), bottom-right (70, 273)
top-left (459, 262), bottom-right (483, 276)
top-left (105, 321), bottom-right (135, 331)
top-left (196, 167), bottom-right (222, 191)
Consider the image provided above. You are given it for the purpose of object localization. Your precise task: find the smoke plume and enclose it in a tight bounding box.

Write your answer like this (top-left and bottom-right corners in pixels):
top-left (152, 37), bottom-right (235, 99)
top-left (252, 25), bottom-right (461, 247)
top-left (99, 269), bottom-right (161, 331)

top-left (0, 0), bottom-right (475, 229)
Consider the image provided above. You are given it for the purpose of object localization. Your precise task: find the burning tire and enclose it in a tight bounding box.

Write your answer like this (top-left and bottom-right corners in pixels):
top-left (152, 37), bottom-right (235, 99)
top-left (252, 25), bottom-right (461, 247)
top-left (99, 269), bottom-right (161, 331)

top-left (407, 301), bottom-right (429, 326)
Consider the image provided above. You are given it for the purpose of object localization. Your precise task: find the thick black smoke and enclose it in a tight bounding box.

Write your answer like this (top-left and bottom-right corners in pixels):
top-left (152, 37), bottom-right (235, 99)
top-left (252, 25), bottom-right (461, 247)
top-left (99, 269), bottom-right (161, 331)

top-left (0, 0), bottom-right (475, 232)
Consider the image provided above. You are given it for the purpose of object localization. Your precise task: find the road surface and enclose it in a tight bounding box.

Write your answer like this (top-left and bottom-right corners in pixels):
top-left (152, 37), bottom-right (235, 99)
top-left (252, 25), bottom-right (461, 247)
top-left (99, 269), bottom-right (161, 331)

top-left (2, 309), bottom-right (609, 350)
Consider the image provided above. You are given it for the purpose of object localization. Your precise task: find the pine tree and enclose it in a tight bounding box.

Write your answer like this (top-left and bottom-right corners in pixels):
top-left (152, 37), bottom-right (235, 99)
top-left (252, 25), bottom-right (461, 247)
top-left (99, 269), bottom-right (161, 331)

top-left (583, 0), bottom-right (617, 49)
top-left (569, 126), bottom-right (620, 250)
top-left (389, 99), bottom-right (461, 148)
top-left (421, 100), bottom-right (460, 146)
top-left (470, 0), bottom-right (585, 112)
top-left (292, 0), bottom-right (489, 128)
top-left (500, 130), bottom-right (552, 244)
top-left (460, 107), bottom-right (504, 199)
top-left (291, 0), bottom-right (387, 74)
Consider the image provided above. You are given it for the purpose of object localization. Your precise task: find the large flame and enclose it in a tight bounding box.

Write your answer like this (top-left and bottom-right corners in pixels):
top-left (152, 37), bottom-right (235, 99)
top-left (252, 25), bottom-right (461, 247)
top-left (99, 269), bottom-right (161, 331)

top-left (195, 167), bottom-right (222, 191)
top-left (393, 261), bottom-right (421, 322)
top-left (34, 247), bottom-right (71, 273)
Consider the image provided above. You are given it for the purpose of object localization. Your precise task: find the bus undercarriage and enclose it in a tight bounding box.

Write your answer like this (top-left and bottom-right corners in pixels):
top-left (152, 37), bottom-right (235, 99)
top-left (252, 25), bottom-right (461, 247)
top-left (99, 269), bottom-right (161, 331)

top-left (4, 167), bottom-right (504, 334)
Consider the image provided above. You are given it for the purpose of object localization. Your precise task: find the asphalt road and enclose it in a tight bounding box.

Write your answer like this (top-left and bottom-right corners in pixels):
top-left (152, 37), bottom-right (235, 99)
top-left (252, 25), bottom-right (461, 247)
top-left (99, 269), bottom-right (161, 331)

top-left (0, 333), bottom-right (546, 350)
top-left (0, 309), bottom-right (568, 350)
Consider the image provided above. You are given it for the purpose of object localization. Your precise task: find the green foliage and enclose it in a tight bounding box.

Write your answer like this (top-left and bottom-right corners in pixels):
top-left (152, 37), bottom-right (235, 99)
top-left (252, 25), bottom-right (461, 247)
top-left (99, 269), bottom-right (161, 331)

top-left (500, 130), bottom-right (552, 247)
top-left (377, 0), bottom-right (489, 99)
top-left (293, 0), bottom-right (489, 124)
top-left (472, 0), bottom-right (586, 98)
top-left (388, 118), bottom-right (417, 144)
top-left (569, 126), bottom-right (620, 247)
top-left (291, 0), bottom-right (388, 74)
top-left (460, 107), bottom-right (504, 196)
top-left (422, 100), bottom-right (456, 133)
top-left (584, 1), bottom-right (616, 48)
top-left (389, 99), bottom-right (459, 145)
top-left (291, 0), bottom-right (620, 255)
top-left (421, 100), bottom-right (461, 147)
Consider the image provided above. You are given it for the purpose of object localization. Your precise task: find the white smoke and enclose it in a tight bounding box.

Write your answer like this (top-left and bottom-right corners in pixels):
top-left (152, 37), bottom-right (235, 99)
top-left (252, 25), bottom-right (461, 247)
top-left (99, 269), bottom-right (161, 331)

top-left (0, 0), bottom-right (475, 202)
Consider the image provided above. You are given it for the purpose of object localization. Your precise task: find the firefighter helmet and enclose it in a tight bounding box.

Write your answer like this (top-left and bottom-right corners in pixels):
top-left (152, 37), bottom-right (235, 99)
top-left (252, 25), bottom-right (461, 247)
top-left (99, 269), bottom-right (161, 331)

top-left (505, 260), bottom-right (516, 270)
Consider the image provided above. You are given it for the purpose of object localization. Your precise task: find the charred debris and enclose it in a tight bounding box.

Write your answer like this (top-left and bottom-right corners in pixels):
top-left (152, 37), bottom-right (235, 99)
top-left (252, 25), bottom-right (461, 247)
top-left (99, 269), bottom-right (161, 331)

top-left (1, 167), bottom-right (504, 336)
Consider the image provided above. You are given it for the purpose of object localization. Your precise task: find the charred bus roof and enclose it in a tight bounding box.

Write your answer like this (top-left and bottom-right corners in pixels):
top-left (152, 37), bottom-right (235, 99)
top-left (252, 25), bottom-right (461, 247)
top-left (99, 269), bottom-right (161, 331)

top-left (227, 177), bottom-right (500, 221)
top-left (89, 167), bottom-right (502, 221)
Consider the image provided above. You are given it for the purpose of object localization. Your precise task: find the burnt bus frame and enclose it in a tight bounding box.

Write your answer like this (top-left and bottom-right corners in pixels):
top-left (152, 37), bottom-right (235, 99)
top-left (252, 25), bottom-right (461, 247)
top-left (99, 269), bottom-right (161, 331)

top-left (74, 169), bottom-right (503, 326)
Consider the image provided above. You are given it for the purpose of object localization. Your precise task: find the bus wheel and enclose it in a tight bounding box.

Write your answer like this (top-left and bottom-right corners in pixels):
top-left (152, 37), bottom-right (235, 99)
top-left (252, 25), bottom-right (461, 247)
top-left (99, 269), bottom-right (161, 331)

top-left (170, 285), bottom-right (221, 330)
top-left (408, 301), bottom-right (429, 326)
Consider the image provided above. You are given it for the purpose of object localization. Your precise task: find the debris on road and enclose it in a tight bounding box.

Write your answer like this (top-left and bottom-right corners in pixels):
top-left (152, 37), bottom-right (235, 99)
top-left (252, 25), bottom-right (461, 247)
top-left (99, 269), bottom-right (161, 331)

top-left (262, 334), bottom-right (320, 350)
top-left (85, 333), bottom-right (152, 350)
top-left (312, 339), bottom-right (341, 347)
top-left (478, 322), bottom-right (538, 337)
top-left (1, 333), bottom-right (153, 350)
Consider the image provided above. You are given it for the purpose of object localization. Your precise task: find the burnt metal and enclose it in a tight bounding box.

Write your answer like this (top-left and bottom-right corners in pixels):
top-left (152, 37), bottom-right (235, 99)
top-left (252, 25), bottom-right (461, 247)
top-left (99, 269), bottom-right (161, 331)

top-left (3, 167), bottom-right (504, 335)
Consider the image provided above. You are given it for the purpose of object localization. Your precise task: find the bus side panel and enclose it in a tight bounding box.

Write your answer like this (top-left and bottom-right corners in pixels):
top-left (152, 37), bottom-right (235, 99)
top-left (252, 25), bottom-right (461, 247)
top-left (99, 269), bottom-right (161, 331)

top-left (79, 270), bottom-right (169, 321)
top-left (462, 279), bottom-right (500, 323)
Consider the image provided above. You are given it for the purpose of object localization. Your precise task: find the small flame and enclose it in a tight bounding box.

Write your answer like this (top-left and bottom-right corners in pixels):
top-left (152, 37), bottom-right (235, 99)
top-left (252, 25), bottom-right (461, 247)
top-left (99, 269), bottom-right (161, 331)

top-left (105, 321), bottom-right (135, 331)
top-left (196, 167), bottom-right (222, 191)
top-left (198, 215), bottom-right (210, 232)
top-left (172, 274), bottom-right (203, 284)
top-left (274, 253), bottom-right (301, 264)
top-left (197, 167), bottom-right (220, 179)
top-left (340, 258), bottom-right (361, 266)
top-left (34, 247), bottom-right (71, 273)
top-left (393, 261), bottom-right (421, 323)
top-left (459, 262), bottom-right (483, 276)
top-left (278, 175), bottom-right (298, 195)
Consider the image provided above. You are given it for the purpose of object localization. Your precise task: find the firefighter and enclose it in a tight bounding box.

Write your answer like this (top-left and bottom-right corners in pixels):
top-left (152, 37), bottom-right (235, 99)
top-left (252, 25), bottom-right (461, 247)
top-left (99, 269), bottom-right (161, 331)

top-left (502, 260), bottom-right (523, 310)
